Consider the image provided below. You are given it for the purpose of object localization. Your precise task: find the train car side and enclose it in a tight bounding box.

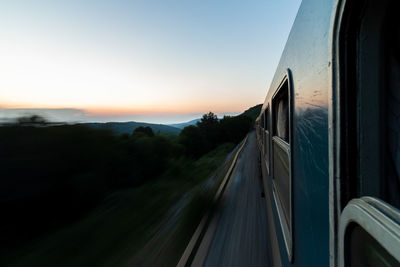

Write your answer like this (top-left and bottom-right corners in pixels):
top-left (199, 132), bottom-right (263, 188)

top-left (257, 0), bottom-right (400, 266)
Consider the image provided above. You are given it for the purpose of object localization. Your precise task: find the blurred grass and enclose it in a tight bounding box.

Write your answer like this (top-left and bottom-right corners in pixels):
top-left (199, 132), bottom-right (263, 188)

top-left (128, 142), bottom-right (239, 267)
top-left (2, 142), bottom-right (236, 267)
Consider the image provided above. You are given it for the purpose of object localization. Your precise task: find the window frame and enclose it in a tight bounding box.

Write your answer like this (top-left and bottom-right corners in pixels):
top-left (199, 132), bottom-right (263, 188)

top-left (339, 197), bottom-right (400, 267)
top-left (271, 69), bottom-right (294, 262)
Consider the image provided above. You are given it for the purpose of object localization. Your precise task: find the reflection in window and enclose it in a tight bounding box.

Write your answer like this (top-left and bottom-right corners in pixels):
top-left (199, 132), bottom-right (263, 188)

top-left (274, 83), bottom-right (289, 143)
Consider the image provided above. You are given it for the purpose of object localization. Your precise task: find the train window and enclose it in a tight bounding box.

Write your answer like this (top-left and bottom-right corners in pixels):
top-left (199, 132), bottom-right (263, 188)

top-left (339, 0), bottom-right (400, 208)
top-left (347, 225), bottom-right (399, 267)
top-left (340, 197), bottom-right (400, 267)
top-left (333, 2), bottom-right (400, 265)
top-left (264, 107), bottom-right (269, 131)
top-left (264, 107), bottom-right (270, 173)
top-left (261, 113), bottom-right (265, 129)
top-left (274, 83), bottom-right (289, 143)
top-left (261, 113), bottom-right (265, 150)
top-left (271, 72), bottom-right (293, 261)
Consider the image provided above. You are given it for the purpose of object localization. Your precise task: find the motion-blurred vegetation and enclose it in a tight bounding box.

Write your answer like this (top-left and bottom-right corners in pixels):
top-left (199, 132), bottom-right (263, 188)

top-left (179, 112), bottom-right (253, 158)
top-left (0, 109), bottom-right (257, 266)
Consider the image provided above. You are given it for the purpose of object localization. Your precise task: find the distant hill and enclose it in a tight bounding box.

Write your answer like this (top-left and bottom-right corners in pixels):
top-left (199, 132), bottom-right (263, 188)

top-left (168, 118), bottom-right (201, 129)
top-left (83, 121), bottom-right (181, 135)
top-left (238, 104), bottom-right (262, 121)
top-left (81, 104), bottom-right (262, 135)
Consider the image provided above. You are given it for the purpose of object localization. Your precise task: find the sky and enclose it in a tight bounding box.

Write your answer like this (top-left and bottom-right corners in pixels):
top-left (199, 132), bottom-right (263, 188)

top-left (0, 0), bottom-right (302, 124)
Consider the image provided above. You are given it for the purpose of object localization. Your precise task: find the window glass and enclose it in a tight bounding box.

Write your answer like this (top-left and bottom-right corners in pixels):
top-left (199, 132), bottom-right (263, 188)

top-left (273, 139), bottom-right (290, 222)
top-left (264, 108), bottom-right (270, 170)
top-left (347, 225), bottom-right (400, 267)
top-left (271, 77), bottom-right (291, 245)
top-left (274, 81), bottom-right (289, 143)
top-left (384, 4), bottom-right (400, 209)
top-left (265, 108), bottom-right (269, 131)
top-left (261, 113), bottom-right (265, 129)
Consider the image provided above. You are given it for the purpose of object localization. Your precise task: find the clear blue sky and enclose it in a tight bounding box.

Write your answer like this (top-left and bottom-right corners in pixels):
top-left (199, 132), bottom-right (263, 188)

top-left (0, 0), bottom-right (302, 123)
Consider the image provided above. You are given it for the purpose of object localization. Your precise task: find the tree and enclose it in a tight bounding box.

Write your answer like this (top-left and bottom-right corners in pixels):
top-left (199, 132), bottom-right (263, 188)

top-left (220, 115), bottom-right (252, 144)
top-left (197, 112), bottom-right (221, 150)
top-left (179, 125), bottom-right (207, 158)
top-left (17, 115), bottom-right (47, 125)
top-left (132, 126), bottom-right (154, 137)
top-left (197, 112), bottom-right (218, 129)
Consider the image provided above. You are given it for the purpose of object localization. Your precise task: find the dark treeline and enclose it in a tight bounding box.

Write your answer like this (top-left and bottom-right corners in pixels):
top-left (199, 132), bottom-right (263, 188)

top-left (179, 112), bottom-right (253, 158)
top-left (0, 112), bottom-right (253, 249)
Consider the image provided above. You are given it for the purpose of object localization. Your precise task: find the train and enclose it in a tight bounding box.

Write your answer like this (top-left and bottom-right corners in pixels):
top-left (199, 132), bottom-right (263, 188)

top-left (255, 0), bottom-right (400, 266)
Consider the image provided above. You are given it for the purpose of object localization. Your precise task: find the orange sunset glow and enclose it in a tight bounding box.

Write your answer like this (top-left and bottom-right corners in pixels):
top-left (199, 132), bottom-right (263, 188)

top-left (0, 1), bottom-right (300, 123)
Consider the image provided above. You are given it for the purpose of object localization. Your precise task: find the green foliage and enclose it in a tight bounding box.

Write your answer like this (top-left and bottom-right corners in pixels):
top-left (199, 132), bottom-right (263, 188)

top-left (178, 125), bottom-right (207, 158)
top-left (197, 112), bottom-right (218, 128)
top-left (132, 126), bottom-right (154, 137)
top-left (179, 110), bottom-right (253, 158)
top-left (156, 130), bottom-right (178, 141)
top-left (197, 112), bottom-right (221, 150)
top-left (240, 104), bottom-right (262, 121)
top-left (0, 123), bottom-right (181, 249)
top-left (1, 141), bottom-right (236, 267)
top-left (0, 105), bottom-right (258, 265)
top-left (84, 121), bottom-right (180, 135)
top-left (220, 115), bottom-right (253, 144)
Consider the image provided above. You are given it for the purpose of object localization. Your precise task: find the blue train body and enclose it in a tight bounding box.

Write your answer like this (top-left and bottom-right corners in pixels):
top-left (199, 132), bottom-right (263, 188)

top-left (256, 0), bottom-right (400, 266)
